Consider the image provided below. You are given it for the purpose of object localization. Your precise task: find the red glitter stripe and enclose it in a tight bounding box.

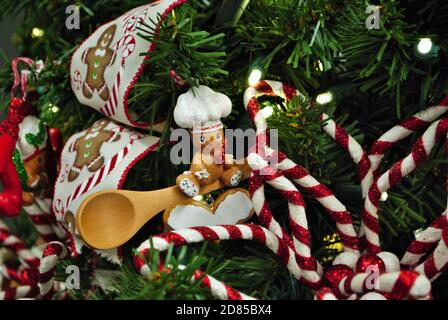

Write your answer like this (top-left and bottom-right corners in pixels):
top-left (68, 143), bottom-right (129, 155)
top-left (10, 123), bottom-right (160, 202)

top-left (390, 270), bottom-right (419, 300)
top-left (411, 139), bottom-right (428, 167)
top-left (368, 183), bottom-right (381, 207)
top-left (335, 126), bottom-right (349, 151)
top-left (282, 83), bottom-right (297, 101)
top-left (289, 218), bottom-right (311, 245)
top-left (339, 234), bottom-right (359, 250)
top-left (156, 232), bottom-right (187, 247)
top-left (407, 239), bottom-right (438, 254)
top-left (249, 174), bottom-right (264, 193)
top-left (223, 225), bottom-right (243, 240)
top-left (254, 80), bottom-right (274, 94)
top-left (362, 209), bottom-right (380, 233)
top-left (276, 236), bottom-right (290, 265)
top-left (225, 285), bottom-right (243, 300)
top-left (43, 243), bottom-right (63, 257)
top-left (249, 224), bottom-right (266, 244)
top-left (436, 119), bottom-right (448, 139)
top-left (133, 248), bottom-right (149, 271)
top-left (246, 99), bottom-right (260, 122)
top-left (388, 159), bottom-right (404, 187)
top-left (357, 152), bottom-right (371, 180)
top-left (191, 226), bottom-right (219, 241)
top-left (369, 140), bottom-right (394, 155)
top-left (282, 165), bottom-right (309, 180)
top-left (325, 209), bottom-right (353, 224)
top-left (277, 189), bottom-right (305, 206)
top-left (366, 242), bottom-right (381, 255)
top-left (400, 117), bottom-right (427, 130)
top-left (258, 202), bottom-right (274, 228)
top-left (297, 255), bottom-right (317, 271)
top-left (315, 287), bottom-right (334, 300)
top-left (304, 184), bottom-right (332, 198)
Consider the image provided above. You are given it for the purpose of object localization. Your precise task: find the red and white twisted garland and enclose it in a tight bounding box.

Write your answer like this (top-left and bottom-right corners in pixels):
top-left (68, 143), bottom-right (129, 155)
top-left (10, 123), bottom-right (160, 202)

top-left (244, 80), bottom-right (448, 299)
top-left (134, 224), bottom-right (302, 300)
top-left (38, 241), bottom-right (68, 299)
top-left (362, 118), bottom-right (448, 253)
top-left (0, 218), bottom-right (39, 268)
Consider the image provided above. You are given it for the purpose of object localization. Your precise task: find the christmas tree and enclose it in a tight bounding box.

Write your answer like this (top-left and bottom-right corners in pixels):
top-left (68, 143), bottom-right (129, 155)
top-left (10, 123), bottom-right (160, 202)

top-left (0, 0), bottom-right (447, 300)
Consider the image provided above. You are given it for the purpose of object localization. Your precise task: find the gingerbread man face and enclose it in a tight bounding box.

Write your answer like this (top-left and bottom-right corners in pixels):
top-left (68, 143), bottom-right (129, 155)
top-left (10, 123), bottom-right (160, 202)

top-left (24, 151), bottom-right (49, 192)
top-left (68, 119), bottom-right (120, 182)
top-left (98, 25), bottom-right (117, 48)
top-left (192, 129), bottom-right (224, 154)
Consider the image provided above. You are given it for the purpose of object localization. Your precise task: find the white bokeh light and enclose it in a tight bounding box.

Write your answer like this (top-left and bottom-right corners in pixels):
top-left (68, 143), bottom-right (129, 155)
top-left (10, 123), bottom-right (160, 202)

top-left (417, 38), bottom-right (433, 55)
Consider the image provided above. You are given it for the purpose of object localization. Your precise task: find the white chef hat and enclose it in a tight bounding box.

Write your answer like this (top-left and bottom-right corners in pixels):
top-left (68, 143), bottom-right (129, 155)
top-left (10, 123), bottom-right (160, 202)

top-left (16, 115), bottom-right (48, 162)
top-left (173, 85), bottom-right (232, 133)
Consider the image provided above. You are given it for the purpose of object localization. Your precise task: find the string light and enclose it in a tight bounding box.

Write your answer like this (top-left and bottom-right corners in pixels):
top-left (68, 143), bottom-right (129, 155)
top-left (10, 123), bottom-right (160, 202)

top-left (316, 60), bottom-right (324, 72)
top-left (31, 27), bottom-right (45, 39)
top-left (417, 38), bottom-right (433, 55)
top-left (248, 68), bottom-right (263, 86)
top-left (316, 91), bottom-right (334, 105)
top-left (415, 37), bottom-right (439, 61)
top-left (248, 56), bottom-right (265, 86)
top-left (380, 192), bottom-right (388, 202)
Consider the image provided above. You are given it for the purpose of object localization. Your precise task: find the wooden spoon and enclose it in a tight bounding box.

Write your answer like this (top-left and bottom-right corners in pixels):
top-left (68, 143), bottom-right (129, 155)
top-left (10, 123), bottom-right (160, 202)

top-left (76, 164), bottom-right (251, 250)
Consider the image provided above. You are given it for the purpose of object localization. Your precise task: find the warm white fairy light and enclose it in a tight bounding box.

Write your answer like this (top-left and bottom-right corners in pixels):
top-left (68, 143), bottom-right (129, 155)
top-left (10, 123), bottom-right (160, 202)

top-left (316, 91), bottom-right (334, 105)
top-left (248, 68), bottom-right (263, 86)
top-left (417, 38), bottom-right (433, 55)
top-left (317, 60), bottom-right (324, 72)
top-left (31, 27), bottom-right (44, 39)
top-left (380, 192), bottom-right (388, 202)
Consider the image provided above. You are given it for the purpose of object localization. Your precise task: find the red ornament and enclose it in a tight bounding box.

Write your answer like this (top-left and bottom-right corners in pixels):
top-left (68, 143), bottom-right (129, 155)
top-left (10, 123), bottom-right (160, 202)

top-left (325, 264), bottom-right (353, 291)
top-left (356, 253), bottom-right (386, 273)
top-left (0, 98), bottom-right (31, 217)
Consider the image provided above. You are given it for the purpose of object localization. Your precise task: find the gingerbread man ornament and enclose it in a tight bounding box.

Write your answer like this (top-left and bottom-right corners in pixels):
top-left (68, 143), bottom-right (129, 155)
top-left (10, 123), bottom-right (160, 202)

top-left (174, 85), bottom-right (244, 197)
top-left (82, 25), bottom-right (117, 101)
top-left (68, 119), bottom-right (120, 182)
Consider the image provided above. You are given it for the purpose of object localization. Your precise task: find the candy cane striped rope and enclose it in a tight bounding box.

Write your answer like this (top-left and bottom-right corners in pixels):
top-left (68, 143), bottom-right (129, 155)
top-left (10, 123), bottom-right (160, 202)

top-left (0, 285), bottom-right (38, 300)
top-left (401, 214), bottom-right (446, 268)
top-left (267, 150), bottom-right (360, 252)
top-left (0, 218), bottom-right (39, 268)
top-left (363, 118), bottom-right (448, 254)
top-left (314, 287), bottom-right (338, 300)
top-left (244, 80), bottom-right (366, 287)
top-left (414, 218), bottom-right (448, 281)
top-left (249, 153), bottom-right (323, 288)
top-left (38, 241), bottom-right (68, 299)
top-left (401, 132), bottom-right (448, 268)
top-left (244, 81), bottom-right (360, 251)
top-left (369, 96), bottom-right (448, 177)
top-left (134, 224), bottom-right (302, 300)
top-left (335, 270), bottom-right (431, 300)
top-left (320, 114), bottom-right (373, 197)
